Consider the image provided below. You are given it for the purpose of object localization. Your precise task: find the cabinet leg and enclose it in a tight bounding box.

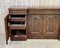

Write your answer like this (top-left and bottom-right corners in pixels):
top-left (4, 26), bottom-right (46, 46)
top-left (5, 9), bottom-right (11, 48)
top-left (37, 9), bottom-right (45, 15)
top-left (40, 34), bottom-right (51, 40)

top-left (5, 15), bottom-right (9, 45)
top-left (59, 38), bottom-right (60, 41)
top-left (6, 41), bottom-right (8, 44)
top-left (6, 37), bottom-right (8, 44)
top-left (58, 35), bottom-right (60, 41)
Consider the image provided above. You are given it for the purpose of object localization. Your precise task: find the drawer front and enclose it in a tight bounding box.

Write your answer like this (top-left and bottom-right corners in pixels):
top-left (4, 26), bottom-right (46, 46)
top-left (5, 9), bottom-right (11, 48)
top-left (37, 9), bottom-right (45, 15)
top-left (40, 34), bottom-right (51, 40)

top-left (9, 10), bottom-right (27, 15)
top-left (29, 9), bottom-right (60, 14)
top-left (10, 35), bottom-right (27, 41)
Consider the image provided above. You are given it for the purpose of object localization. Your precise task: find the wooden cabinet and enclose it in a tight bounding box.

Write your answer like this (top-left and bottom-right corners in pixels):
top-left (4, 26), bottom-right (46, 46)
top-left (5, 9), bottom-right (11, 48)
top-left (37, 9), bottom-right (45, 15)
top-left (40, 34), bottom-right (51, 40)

top-left (5, 8), bottom-right (28, 44)
top-left (5, 8), bottom-right (60, 44)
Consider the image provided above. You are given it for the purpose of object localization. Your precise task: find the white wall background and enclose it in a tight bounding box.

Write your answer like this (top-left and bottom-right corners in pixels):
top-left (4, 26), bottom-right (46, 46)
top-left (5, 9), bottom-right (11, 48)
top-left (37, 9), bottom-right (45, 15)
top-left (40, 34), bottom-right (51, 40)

top-left (0, 0), bottom-right (60, 33)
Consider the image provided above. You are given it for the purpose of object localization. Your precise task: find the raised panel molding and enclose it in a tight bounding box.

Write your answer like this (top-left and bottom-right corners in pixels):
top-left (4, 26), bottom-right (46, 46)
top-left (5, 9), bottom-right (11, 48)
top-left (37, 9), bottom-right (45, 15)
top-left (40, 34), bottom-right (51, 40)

top-left (43, 15), bottom-right (59, 38)
top-left (28, 15), bottom-right (43, 38)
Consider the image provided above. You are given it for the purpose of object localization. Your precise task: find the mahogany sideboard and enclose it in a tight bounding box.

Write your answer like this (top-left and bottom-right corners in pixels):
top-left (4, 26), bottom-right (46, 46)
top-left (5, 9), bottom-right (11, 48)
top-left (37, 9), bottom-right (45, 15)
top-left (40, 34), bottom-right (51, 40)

top-left (4, 7), bottom-right (60, 44)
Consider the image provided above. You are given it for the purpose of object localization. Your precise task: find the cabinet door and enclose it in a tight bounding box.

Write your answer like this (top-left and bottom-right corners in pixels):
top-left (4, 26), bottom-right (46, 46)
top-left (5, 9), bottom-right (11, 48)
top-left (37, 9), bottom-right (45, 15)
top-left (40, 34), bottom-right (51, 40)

top-left (28, 15), bottom-right (43, 38)
top-left (43, 15), bottom-right (59, 38)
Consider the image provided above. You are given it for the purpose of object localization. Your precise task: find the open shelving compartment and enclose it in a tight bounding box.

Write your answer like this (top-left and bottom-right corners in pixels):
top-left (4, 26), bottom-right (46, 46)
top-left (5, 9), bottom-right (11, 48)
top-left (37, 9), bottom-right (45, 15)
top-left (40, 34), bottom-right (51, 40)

top-left (9, 14), bottom-right (27, 41)
top-left (10, 29), bottom-right (27, 41)
top-left (9, 21), bottom-right (26, 30)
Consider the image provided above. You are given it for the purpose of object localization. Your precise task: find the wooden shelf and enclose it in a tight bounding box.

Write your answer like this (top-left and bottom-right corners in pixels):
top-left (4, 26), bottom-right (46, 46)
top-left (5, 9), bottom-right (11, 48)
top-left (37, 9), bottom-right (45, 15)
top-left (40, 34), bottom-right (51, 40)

top-left (11, 35), bottom-right (27, 41)
top-left (9, 24), bottom-right (26, 30)
top-left (11, 29), bottom-right (27, 41)
top-left (9, 18), bottom-right (26, 22)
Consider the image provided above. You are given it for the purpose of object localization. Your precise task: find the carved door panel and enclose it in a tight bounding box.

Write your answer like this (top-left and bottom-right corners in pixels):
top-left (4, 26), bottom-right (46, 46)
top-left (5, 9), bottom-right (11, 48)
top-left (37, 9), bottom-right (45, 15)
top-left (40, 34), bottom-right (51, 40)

top-left (28, 15), bottom-right (43, 38)
top-left (43, 15), bottom-right (59, 38)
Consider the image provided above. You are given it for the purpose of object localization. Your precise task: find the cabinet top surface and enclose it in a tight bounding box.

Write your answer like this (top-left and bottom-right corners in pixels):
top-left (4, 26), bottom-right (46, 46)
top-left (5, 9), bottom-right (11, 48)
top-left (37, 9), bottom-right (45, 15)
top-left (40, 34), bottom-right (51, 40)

top-left (9, 6), bottom-right (60, 10)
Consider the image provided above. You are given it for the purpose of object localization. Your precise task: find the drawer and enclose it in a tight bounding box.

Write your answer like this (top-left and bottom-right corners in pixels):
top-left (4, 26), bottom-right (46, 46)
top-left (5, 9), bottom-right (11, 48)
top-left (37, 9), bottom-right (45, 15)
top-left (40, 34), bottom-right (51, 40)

top-left (9, 8), bottom-right (28, 15)
top-left (9, 10), bottom-right (27, 15)
top-left (8, 21), bottom-right (26, 30)
top-left (9, 25), bottom-right (26, 30)
top-left (10, 29), bottom-right (27, 41)
top-left (10, 35), bottom-right (27, 41)
top-left (9, 18), bottom-right (26, 22)
top-left (29, 9), bottom-right (60, 14)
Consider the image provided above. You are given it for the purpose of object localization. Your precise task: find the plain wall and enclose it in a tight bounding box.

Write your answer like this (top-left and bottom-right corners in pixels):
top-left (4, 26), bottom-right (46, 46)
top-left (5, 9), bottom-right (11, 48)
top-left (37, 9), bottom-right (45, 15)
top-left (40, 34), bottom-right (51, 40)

top-left (0, 0), bottom-right (60, 33)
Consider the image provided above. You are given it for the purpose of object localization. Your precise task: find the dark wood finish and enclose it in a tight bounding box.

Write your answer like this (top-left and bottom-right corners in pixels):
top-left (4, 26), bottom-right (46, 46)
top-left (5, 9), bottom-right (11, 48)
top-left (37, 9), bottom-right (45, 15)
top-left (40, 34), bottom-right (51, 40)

top-left (9, 8), bottom-right (28, 15)
top-left (5, 8), bottom-right (28, 44)
top-left (4, 14), bottom-right (9, 44)
top-left (11, 35), bottom-right (27, 41)
top-left (5, 7), bottom-right (60, 44)
top-left (9, 18), bottom-right (26, 22)
top-left (29, 9), bottom-right (60, 15)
